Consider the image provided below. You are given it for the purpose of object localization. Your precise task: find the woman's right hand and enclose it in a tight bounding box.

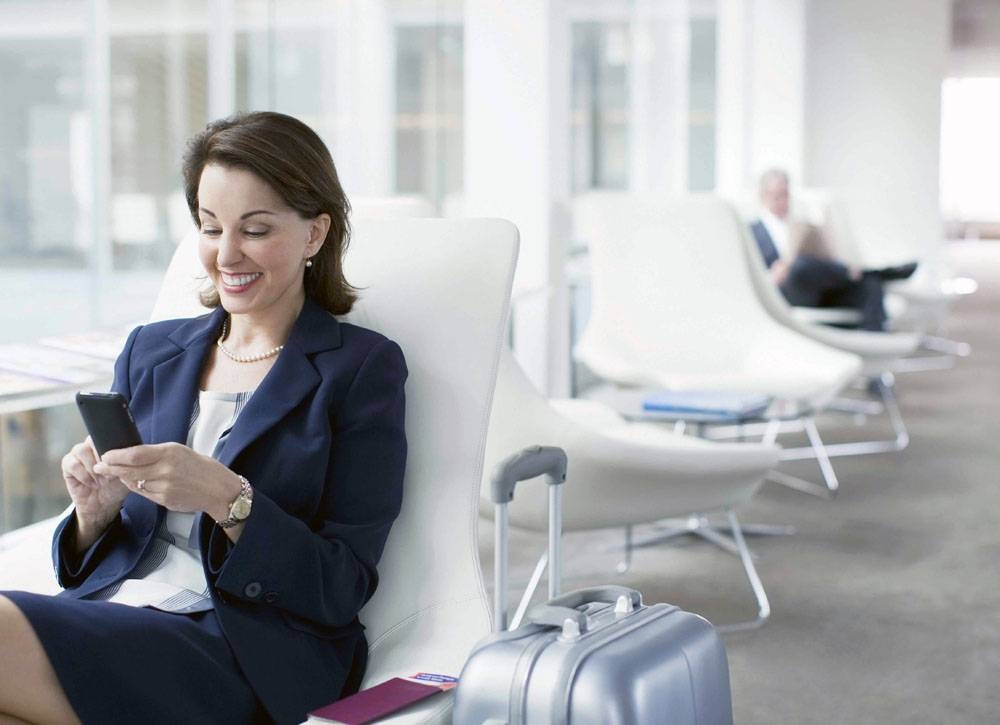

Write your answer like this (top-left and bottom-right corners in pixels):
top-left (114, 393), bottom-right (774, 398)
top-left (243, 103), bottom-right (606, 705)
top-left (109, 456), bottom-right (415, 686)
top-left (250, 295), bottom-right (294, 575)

top-left (61, 437), bottom-right (129, 550)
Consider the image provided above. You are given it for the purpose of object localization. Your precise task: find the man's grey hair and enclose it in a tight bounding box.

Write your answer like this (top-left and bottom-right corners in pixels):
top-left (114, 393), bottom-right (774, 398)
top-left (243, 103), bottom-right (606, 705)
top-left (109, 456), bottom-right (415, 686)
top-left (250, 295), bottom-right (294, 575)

top-left (759, 167), bottom-right (790, 195)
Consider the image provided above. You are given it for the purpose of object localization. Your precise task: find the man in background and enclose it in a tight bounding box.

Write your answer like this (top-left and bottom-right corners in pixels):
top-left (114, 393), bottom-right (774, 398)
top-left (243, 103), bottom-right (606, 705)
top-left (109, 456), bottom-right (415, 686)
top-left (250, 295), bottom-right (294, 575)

top-left (750, 168), bottom-right (916, 332)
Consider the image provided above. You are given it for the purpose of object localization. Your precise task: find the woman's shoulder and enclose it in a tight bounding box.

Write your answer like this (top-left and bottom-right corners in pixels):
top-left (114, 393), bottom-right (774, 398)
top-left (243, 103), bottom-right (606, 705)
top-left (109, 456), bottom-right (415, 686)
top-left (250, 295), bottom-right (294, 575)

top-left (124, 312), bottom-right (218, 358)
top-left (336, 320), bottom-right (395, 349)
top-left (317, 318), bottom-right (407, 378)
top-left (137, 312), bottom-right (215, 339)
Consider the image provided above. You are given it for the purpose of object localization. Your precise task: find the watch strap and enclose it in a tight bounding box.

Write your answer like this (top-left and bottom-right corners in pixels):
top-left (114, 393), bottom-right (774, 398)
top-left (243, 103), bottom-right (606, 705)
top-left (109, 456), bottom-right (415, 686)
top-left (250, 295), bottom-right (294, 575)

top-left (218, 475), bottom-right (253, 529)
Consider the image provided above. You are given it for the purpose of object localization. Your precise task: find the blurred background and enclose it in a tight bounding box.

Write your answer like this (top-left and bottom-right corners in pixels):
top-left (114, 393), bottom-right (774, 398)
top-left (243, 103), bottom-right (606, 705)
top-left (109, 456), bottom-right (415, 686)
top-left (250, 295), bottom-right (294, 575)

top-left (0, 0), bottom-right (997, 520)
top-left (2, 0), bottom-right (995, 383)
top-left (1, 4), bottom-right (999, 721)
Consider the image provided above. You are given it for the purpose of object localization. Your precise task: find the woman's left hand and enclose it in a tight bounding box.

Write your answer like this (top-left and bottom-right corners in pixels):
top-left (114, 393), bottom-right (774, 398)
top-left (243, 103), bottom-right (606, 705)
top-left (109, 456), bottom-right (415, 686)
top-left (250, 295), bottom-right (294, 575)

top-left (93, 443), bottom-right (242, 524)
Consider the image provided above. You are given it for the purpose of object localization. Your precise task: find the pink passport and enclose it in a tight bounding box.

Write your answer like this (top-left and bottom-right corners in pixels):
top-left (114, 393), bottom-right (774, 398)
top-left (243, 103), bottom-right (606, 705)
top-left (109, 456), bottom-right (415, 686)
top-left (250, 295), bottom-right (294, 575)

top-left (308, 677), bottom-right (444, 724)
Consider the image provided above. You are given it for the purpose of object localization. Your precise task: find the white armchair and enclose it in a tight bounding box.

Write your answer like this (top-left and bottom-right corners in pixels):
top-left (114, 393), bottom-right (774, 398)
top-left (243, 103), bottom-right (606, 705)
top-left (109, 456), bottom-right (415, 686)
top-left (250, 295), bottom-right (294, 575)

top-left (0, 217), bottom-right (521, 724)
top-left (801, 189), bottom-right (976, 358)
top-left (739, 210), bottom-right (922, 459)
top-left (482, 349), bottom-right (781, 631)
top-left (572, 193), bottom-right (862, 497)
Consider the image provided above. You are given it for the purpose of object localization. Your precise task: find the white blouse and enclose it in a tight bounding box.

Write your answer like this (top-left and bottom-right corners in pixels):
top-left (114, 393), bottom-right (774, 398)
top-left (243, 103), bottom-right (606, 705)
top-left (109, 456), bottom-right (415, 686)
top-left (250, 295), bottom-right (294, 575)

top-left (87, 389), bottom-right (254, 613)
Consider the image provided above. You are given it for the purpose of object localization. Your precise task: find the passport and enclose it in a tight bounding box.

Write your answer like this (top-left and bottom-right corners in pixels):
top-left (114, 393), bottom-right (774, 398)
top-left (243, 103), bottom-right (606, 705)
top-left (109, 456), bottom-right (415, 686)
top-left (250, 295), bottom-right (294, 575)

top-left (307, 673), bottom-right (456, 724)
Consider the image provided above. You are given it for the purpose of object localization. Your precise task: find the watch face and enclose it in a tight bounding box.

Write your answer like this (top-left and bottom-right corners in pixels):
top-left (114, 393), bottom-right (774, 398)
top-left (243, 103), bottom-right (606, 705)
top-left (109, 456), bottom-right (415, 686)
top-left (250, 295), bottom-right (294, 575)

top-left (231, 497), bottom-right (252, 520)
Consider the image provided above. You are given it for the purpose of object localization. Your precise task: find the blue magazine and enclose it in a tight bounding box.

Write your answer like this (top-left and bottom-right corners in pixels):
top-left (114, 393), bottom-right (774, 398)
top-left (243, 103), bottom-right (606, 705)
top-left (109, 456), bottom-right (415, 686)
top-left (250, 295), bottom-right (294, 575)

top-left (642, 391), bottom-right (772, 418)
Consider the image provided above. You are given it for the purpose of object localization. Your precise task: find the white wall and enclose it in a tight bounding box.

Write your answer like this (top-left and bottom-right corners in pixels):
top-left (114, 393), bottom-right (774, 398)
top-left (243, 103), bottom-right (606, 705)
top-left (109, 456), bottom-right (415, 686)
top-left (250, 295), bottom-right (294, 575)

top-left (749, 0), bottom-right (806, 182)
top-left (464, 0), bottom-right (570, 395)
top-left (628, 0), bottom-right (691, 194)
top-left (803, 0), bottom-right (950, 258)
top-left (716, 0), bottom-right (806, 196)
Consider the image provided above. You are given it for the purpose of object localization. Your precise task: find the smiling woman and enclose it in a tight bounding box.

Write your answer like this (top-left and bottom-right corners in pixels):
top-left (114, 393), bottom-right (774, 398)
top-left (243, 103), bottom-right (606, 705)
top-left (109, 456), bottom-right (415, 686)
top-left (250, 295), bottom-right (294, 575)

top-left (182, 112), bottom-right (357, 317)
top-left (0, 112), bottom-right (409, 725)
top-left (196, 164), bottom-right (328, 359)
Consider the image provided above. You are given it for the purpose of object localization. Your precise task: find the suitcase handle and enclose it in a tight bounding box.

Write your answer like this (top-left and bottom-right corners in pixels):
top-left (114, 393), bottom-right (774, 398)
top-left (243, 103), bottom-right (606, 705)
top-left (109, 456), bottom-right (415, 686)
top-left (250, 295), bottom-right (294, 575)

top-left (492, 446), bottom-right (568, 632)
top-left (526, 586), bottom-right (643, 634)
top-left (489, 445), bottom-right (567, 503)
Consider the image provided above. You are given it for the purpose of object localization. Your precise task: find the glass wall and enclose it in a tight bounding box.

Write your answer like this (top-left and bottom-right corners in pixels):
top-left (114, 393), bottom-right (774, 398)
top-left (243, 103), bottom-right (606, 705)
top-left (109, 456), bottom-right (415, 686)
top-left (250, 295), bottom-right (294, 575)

top-left (0, 0), bottom-right (468, 532)
top-left (0, 0), bottom-right (465, 345)
top-left (109, 0), bottom-right (209, 270)
top-left (571, 21), bottom-right (631, 192)
top-left (394, 23), bottom-right (463, 204)
top-left (688, 14), bottom-right (716, 192)
top-left (0, 0), bottom-right (717, 347)
top-left (565, 0), bottom-right (718, 393)
top-left (568, 1), bottom-right (718, 198)
top-left (0, 4), bottom-right (87, 267)
top-left (0, 0), bottom-right (722, 526)
top-left (235, 0), bottom-right (327, 123)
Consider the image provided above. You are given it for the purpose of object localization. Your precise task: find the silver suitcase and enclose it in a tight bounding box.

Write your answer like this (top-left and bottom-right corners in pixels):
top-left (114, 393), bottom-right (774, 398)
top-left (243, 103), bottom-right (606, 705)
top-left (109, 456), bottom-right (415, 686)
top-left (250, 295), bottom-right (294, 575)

top-left (453, 446), bottom-right (733, 725)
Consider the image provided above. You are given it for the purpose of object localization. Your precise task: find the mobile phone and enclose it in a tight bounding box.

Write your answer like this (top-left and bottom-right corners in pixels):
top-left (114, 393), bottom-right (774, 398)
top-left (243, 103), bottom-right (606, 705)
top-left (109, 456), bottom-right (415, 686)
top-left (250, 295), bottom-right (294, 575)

top-left (75, 392), bottom-right (144, 457)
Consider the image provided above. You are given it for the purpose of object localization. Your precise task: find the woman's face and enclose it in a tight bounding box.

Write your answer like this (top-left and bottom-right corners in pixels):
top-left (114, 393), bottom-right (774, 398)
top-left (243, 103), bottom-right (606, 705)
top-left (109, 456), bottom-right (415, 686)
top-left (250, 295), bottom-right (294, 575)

top-left (196, 163), bottom-right (329, 322)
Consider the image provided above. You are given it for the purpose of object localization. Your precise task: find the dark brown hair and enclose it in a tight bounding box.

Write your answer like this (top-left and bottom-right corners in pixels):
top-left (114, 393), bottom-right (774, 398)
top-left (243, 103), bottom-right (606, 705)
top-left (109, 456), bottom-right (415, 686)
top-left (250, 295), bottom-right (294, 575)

top-left (182, 111), bottom-right (356, 314)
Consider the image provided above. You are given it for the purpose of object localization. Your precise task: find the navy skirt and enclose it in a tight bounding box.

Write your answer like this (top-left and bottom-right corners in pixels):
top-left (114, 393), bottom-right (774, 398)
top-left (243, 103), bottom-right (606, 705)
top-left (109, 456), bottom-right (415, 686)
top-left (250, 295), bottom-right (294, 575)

top-left (3, 591), bottom-right (270, 724)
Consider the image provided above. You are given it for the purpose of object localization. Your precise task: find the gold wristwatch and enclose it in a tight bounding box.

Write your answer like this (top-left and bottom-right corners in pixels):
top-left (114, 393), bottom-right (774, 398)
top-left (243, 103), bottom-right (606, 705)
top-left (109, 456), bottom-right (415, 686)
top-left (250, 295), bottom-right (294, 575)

top-left (219, 475), bottom-right (253, 529)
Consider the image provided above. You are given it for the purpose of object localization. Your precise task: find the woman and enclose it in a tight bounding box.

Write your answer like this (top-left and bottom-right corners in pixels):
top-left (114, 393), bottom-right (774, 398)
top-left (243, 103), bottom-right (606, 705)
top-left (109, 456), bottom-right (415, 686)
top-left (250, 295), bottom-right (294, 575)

top-left (0, 112), bottom-right (407, 724)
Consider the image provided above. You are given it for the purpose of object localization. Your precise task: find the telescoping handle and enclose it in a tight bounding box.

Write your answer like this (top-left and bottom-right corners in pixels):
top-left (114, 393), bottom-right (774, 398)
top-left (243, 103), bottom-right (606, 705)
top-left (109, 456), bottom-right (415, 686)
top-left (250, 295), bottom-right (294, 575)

top-left (527, 586), bottom-right (643, 635)
top-left (492, 445), bottom-right (568, 632)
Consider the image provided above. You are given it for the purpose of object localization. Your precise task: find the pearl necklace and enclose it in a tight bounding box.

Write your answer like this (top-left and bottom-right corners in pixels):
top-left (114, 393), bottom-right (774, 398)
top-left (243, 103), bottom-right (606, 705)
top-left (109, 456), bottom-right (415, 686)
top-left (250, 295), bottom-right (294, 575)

top-left (217, 317), bottom-right (285, 363)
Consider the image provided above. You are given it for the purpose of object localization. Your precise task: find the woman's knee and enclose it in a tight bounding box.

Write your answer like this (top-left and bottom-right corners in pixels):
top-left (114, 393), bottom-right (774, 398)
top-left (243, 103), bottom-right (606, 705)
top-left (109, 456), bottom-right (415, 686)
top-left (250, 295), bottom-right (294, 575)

top-left (0, 595), bottom-right (81, 725)
top-left (0, 595), bottom-right (25, 645)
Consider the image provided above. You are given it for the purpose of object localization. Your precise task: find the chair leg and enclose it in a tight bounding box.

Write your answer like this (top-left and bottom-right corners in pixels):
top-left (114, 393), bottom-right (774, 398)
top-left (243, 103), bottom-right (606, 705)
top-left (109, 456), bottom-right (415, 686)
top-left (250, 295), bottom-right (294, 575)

top-left (630, 514), bottom-right (795, 560)
top-left (525, 513), bottom-right (778, 632)
top-left (716, 509), bottom-right (771, 633)
top-left (921, 334), bottom-right (971, 357)
top-left (780, 374), bottom-right (909, 460)
top-left (804, 416), bottom-right (839, 494)
top-left (692, 524), bottom-right (744, 558)
top-left (631, 516), bottom-right (714, 547)
top-left (615, 525), bottom-right (634, 574)
top-left (766, 416), bottom-right (840, 498)
top-left (632, 512), bottom-right (776, 631)
top-left (890, 354), bottom-right (956, 372)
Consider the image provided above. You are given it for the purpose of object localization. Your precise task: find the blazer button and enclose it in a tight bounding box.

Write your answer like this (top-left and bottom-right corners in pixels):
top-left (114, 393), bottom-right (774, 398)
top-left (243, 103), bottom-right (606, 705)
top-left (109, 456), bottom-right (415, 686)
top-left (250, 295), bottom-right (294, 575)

top-left (244, 582), bottom-right (263, 599)
top-left (264, 591), bottom-right (278, 604)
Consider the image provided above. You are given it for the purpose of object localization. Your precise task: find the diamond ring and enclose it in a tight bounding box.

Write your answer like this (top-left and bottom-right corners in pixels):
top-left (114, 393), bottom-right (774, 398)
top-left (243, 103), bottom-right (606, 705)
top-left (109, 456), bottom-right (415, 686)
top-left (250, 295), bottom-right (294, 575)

top-left (137, 480), bottom-right (146, 491)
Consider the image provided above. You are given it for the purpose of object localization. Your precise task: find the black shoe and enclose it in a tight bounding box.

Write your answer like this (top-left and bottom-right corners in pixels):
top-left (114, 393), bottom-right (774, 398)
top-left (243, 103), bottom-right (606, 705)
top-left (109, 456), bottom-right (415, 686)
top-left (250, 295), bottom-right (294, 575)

top-left (872, 262), bottom-right (918, 281)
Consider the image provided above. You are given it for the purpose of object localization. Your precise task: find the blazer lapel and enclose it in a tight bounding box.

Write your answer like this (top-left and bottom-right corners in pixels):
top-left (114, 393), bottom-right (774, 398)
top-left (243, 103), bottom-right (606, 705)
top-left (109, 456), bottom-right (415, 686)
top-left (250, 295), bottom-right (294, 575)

top-left (151, 308), bottom-right (225, 445)
top-left (216, 298), bottom-right (341, 468)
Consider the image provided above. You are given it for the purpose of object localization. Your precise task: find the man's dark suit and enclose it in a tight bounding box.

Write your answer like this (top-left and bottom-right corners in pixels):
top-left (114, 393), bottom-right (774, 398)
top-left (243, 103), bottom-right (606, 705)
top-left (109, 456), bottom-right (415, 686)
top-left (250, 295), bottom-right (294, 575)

top-left (51, 298), bottom-right (408, 724)
top-left (750, 219), bottom-right (886, 331)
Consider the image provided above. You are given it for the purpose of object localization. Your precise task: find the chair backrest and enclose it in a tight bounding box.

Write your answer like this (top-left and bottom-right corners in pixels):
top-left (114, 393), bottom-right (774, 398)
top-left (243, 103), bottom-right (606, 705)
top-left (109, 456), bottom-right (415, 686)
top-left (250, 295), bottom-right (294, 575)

top-left (151, 218), bottom-right (520, 687)
top-left (795, 187), bottom-right (869, 268)
top-left (151, 197), bottom-right (438, 322)
top-left (347, 219), bottom-right (517, 683)
top-left (573, 193), bottom-right (792, 381)
top-left (150, 231), bottom-right (205, 321)
top-left (796, 187), bottom-right (921, 269)
top-left (349, 194), bottom-right (435, 219)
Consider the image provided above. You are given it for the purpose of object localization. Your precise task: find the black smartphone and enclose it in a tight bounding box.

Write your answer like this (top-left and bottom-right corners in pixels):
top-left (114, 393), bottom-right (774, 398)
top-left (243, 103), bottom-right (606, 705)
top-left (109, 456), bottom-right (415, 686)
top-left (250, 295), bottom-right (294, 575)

top-left (75, 392), bottom-right (144, 457)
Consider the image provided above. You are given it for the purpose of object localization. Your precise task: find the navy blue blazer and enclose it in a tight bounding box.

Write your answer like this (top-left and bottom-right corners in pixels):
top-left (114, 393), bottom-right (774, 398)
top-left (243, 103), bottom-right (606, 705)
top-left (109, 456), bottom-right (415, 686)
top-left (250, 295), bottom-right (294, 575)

top-left (750, 219), bottom-right (780, 269)
top-left (51, 298), bottom-right (407, 724)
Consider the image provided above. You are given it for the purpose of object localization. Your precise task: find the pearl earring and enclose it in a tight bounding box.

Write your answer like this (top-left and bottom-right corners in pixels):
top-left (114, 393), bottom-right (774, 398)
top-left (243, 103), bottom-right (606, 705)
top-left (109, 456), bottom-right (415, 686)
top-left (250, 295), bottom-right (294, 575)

top-left (305, 258), bottom-right (313, 268)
